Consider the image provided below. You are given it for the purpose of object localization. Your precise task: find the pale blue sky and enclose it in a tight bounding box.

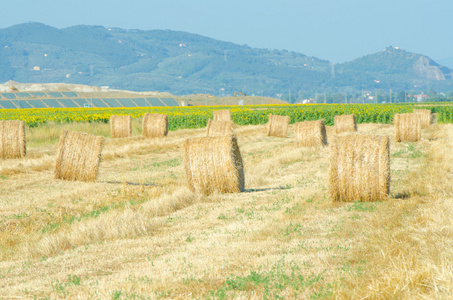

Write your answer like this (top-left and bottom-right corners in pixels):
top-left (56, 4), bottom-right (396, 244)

top-left (2, 0), bottom-right (452, 64)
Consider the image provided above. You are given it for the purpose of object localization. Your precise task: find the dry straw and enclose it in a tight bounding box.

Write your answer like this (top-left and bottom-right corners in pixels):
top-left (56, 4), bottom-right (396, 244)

top-left (267, 114), bottom-right (290, 137)
top-left (294, 119), bottom-right (327, 148)
top-left (394, 113), bottom-right (421, 142)
top-left (206, 119), bottom-right (234, 137)
top-left (329, 134), bottom-right (390, 202)
top-left (54, 130), bottom-right (104, 182)
top-left (183, 134), bottom-right (244, 195)
top-left (0, 120), bottom-right (26, 159)
top-left (334, 114), bottom-right (357, 134)
top-left (142, 113), bottom-right (168, 138)
top-left (413, 109), bottom-right (432, 129)
top-left (213, 109), bottom-right (231, 121)
top-left (110, 115), bottom-right (132, 138)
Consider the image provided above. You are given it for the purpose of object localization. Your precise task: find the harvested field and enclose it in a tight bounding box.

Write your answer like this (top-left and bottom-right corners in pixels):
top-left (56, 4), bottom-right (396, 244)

top-left (1, 121), bottom-right (453, 299)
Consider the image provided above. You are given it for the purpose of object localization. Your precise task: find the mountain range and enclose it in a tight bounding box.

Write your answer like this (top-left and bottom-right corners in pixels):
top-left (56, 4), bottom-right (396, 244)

top-left (1, 22), bottom-right (452, 97)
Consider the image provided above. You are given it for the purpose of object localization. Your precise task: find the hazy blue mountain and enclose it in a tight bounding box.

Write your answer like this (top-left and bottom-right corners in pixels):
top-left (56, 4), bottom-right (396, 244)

top-left (436, 57), bottom-right (453, 70)
top-left (0, 23), bottom-right (452, 96)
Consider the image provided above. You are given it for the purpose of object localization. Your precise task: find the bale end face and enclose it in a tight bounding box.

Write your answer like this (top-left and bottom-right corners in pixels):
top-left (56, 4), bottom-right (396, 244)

top-left (183, 134), bottom-right (244, 195)
top-left (329, 135), bottom-right (390, 202)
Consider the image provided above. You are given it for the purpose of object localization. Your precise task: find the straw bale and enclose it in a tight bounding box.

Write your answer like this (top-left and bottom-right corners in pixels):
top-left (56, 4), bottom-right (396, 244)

top-left (267, 114), bottom-right (290, 137)
top-left (294, 120), bottom-right (327, 148)
top-left (0, 120), bottom-right (26, 159)
top-left (394, 113), bottom-right (421, 142)
top-left (142, 113), bottom-right (168, 138)
top-left (413, 109), bottom-right (432, 129)
top-left (54, 130), bottom-right (104, 182)
top-left (213, 109), bottom-right (231, 121)
top-left (110, 115), bottom-right (132, 138)
top-left (329, 135), bottom-right (390, 202)
top-left (183, 134), bottom-right (244, 195)
top-left (334, 114), bottom-right (357, 134)
top-left (206, 119), bottom-right (234, 137)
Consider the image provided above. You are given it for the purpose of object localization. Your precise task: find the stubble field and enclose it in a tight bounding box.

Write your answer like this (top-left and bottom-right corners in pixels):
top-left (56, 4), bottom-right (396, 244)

top-left (1, 119), bottom-right (453, 299)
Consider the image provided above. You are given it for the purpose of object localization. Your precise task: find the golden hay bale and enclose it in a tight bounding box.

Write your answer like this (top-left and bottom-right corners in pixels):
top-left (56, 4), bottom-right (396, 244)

top-left (413, 109), bottom-right (432, 129)
top-left (0, 120), bottom-right (26, 159)
top-left (294, 120), bottom-right (327, 148)
top-left (183, 134), bottom-right (244, 195)
top-left (394, 113), bottom-right (421, 142)
top-left (206, 119), bottom-right (234, 137)
top-left (54, 130), bottom-right (104, 182)
top-left (334, 114), bottom-right (357, 134)
top-left (267, 114), bottom-right (290, 138)
top-left (110, 115), bottom-right (132, 138)
top-left (142, 113), bottom-right (168, 138)
top-left (329, 135), bottom-right (390, 202)
top-left (213, 109), bottom-right (231, 121)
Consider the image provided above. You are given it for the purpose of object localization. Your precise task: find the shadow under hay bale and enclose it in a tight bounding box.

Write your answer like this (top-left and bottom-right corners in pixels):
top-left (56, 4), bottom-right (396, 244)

top-left (110, 115), bottom-right (132, 138)
top-left (54, 130), bottom-right (104, 182)
top-left (142, 113), bottom-right (168, 138)
top-left (329, 135), bottom-right (390, 202)
top-left (295, 119), bottom-right (327, 148)
top-left (183, 135), bottom-right (244, 195)
top-left (394, 113), bottom-right (421, 142)
top-left (206, 119), bottom-right (234, 137)
top-left (334, 114), bottom-right (357, 134)
top-left (413, 109), bottom-right (432, 129)
top-left (213, 109), bottom-right (231, 121)
top-left (267, 114), bottom-right (290, 138)
top-left (0, 120), bottom-right (26, 159)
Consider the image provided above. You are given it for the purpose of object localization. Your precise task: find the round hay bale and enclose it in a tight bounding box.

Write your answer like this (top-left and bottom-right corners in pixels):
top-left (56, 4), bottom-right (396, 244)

top-left (334, 114), bottom-right (357, 134)
top-left (213, 109), bottom-right (231, 121)
top-left (0, 120), bottom-right (26, 159)
top-left (110, 115), bottom-right (132, 138)
top-left (294, 119), bottom-right (327, 148)
top-left (394, 113), bottom-right (421, 142)
top-left (142, 113), bottom-right (168, 138)
top-left (267, 114), bottom-right (290, 138)
top-left (206, 119), bottom-right (234, 137)
top-left (183, 135), bottom-right (244, 195)
top-left (413, 109), bottom-right (431, 129)
top-left (329, 135), bottom-right (390, 202)
top-left (54, 130), bottom-right (104, 182)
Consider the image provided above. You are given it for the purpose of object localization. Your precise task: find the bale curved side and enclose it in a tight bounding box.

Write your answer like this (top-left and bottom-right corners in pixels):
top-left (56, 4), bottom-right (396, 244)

top-left (206, 119), bottom-right (234, 137)
top-left (413, 109), bottom-right (431, 129)
top-left (329, 135), bottom-right (390, 202)
top-left (334, 114), bottom-right (357, 134)
top-left (213, 110), bottom-right (231, 121)
top-left (110, 115), bottom-right (132, 138)
top-left (54, 130), bottom-right (104, 182)
top-left (267, 114), bottom-right (290, 138)
top-left (183, 135), bottom-right (244, 195)
top-left (0, 120), bottom-right (26, 159)
top-left (394, 113), bottom-right (421, 142)
top-left (142, 113), bottom-right (168, 138)
top-left (295, 120), bottom-right (327, 147)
